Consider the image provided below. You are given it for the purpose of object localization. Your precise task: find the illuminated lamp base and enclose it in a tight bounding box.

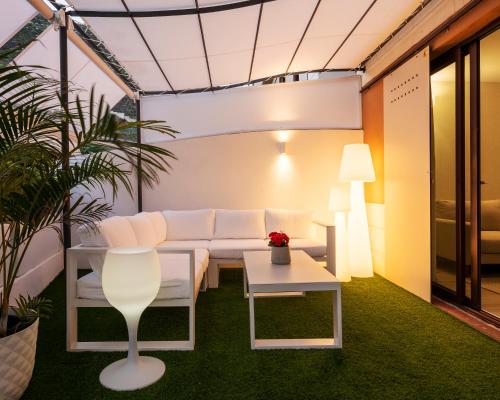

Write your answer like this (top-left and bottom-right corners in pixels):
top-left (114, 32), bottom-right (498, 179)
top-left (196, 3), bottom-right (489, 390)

top-left (100, 356), bottom-right (165, 391)
top-left (334, 212), bottom-right (351, 282)
top-left (347, 181), bottom-right (373, 277)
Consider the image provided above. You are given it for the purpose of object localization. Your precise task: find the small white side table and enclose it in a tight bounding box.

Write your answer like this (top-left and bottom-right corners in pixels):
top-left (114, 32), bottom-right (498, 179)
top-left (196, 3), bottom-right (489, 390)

top-left (243, 250), bottom-right (342, 350)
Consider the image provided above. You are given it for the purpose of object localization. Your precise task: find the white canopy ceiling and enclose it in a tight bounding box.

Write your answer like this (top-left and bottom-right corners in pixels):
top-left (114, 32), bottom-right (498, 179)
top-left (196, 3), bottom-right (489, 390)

top-left (68, 0), bottom-right (421, 93)
top-left (142, 75), bottom-right (362, 141)
top-left (14, 26), bottom-right (126, 107)
top-left (0, 0), bottom-right (37, 46)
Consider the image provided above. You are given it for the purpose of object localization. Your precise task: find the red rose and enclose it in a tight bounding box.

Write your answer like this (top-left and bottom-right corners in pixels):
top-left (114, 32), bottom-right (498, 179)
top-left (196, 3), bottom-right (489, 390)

top-left (268, 231), bottom-right (289, 247)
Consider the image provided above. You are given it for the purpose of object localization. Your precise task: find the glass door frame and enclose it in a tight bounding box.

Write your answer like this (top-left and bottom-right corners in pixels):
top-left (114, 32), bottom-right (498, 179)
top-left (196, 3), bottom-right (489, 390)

top-left (430, 19), bottom-right (500, 325)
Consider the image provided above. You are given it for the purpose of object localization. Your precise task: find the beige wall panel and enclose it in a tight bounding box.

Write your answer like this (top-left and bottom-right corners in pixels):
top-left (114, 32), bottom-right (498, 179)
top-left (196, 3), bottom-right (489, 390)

top-left (367, 203), bottom-right (385, 276)
top-left (383, 48), bottom-right (431, 301)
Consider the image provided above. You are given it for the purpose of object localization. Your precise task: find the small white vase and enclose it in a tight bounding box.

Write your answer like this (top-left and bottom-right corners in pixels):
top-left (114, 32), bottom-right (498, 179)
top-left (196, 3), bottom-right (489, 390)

top-left (0, 318), bottom-right (39, 400)
top-left (271, 246), bottom-right (291, 265)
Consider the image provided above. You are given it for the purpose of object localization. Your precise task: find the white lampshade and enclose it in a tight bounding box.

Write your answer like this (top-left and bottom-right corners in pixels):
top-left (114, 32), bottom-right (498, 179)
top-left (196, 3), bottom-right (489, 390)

top-left (102, 248), bottom-right (161, 316)
top-left (329, 183), bottom-right (351, 212)
top-left (338, 144), bottom-right (375, 182)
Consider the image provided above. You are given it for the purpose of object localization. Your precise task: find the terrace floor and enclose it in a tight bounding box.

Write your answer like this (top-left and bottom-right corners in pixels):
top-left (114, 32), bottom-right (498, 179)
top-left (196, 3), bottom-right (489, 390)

top-left (24, 270), bottom-right (500, 400)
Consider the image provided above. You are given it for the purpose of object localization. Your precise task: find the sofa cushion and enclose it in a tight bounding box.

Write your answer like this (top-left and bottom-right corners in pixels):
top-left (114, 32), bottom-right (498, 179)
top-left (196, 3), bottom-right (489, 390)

top-left (156, 241), bottom-right (210, 271)
top-left (209, 239), bottom-right (268, 259)
top-left (481, 231), bottom-right (500, 254)
top-left (99, 216), bottom-right (138, 247)
top-left (77, 249), bottom-right (208, 301)
top-left (435, 200), bottom-right (457, 221)
top-left (139, 211), bottom-right (167, 243)
top-left (126, 214), bottom-right (158, 247)
top-left (163, 209), bottom-right (215, 240)
top-left (481, 200), bottom-right (500, 231)
top-left (288, 238), bottom-right (326, 258)
top-left (78, 225), bottom-right (107, 277)
top-left (78, 216), bottom-right (138, 276)
top-left (265, 209), bottom-right (313, 238)
top-left (214, 209), bottom-right (266, 239)
top-left (78, 224), bottom-right (107, 247)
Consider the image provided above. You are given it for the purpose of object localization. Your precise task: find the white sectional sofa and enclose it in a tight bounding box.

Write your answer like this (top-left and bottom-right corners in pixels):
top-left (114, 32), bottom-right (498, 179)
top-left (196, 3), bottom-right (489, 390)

top-left (67, 208), bottom-right (334, 352)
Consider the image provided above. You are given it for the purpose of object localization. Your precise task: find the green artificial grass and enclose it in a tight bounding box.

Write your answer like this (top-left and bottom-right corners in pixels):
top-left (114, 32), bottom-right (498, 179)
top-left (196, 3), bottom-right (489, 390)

top-left (23, 270), bottom-right (500, 400)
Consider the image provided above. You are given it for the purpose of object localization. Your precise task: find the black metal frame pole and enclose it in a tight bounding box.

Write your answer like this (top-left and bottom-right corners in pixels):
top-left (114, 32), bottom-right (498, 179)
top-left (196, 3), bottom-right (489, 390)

top-left (136, 98), bottom-right (143, 213)
top-left (59, 11), bottom-right (71, 253)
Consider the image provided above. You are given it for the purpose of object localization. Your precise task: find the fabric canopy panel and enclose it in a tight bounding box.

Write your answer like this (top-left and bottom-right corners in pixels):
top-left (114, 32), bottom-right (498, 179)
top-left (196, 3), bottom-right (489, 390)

top-left (0, 0), bottom-right (37, 46)
top-left (140, 75), bottom-right (362, 142)
top-left (14, 26), bottom-right (126, 107)
top-left (69, 0), bottom-right (420, 92)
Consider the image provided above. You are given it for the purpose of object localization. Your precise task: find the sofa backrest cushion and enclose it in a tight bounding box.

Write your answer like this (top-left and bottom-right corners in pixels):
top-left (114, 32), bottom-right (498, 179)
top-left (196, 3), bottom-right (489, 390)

top-left (126, 214), bottom-right (158, 247)
top-left (436, 199), bottom-right (500, 231)
top-left (99, 216), bottom-right (138, 247)
top-left (163, 209), bottom-right (215, 240)
top-left (139, 211), bottom-right (167, 243)
top-left (78, 216), bottom-right (138, 276)
top-left (435, 200), bottom-right (457, 221)
top-left (214, 209), bottom-right (266, 239)
top-left (481, 200), bottom-right (500, 231)
top-left (265, 209), bottom-right (313, 238)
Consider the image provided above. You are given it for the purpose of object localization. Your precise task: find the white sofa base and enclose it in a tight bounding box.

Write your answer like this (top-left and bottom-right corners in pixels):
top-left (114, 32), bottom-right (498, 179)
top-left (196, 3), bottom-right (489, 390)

top-left (208, 222), bottom-right (335, 289)
top-left (67, 246), bottom-right (206, 352)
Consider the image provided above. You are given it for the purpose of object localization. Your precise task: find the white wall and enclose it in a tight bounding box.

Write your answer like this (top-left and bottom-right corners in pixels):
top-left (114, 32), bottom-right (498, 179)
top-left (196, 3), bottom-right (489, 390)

top-left (383, 48), bottom-right (431, 301)
top-left (141, 76), bottom-right (362, 142)
top-left (1, 229), bottom-right (63, 303)
top-left (143, 129), bottom-right (363, 221)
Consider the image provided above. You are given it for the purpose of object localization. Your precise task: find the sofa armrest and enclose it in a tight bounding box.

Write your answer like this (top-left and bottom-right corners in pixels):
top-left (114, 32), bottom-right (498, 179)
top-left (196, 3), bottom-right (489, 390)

top-left (67, 245), bottom-right (197, 299)
top-left (312, 221), bottom-right (336, 276)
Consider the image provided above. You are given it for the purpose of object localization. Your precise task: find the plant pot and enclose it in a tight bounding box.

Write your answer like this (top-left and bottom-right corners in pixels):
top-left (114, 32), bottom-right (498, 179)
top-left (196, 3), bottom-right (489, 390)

top-left (271, 246), bottom-right (291, 265)
top-left (0, 318), bottom-right (39, 400)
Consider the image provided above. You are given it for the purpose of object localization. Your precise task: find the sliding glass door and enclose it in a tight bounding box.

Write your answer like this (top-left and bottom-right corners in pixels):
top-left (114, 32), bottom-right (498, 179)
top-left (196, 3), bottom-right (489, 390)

top-left (478, 28), bottom-right (500, 318)
top-left (431, 23), bottom-right (500, 323)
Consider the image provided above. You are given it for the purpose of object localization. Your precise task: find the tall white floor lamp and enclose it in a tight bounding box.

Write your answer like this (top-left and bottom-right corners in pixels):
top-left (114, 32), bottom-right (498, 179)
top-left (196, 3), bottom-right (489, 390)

top-left (338, 144), bottom-right (375, 278)
top-left (100, 248), bottom-right (165, 391)
top-left (329, 184), bottom-right (351, 282)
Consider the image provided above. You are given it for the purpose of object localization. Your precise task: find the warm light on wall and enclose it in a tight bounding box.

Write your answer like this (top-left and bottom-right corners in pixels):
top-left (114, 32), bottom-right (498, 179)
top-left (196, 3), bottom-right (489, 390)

top-left (275, 133), bottom-right (292, 175)
top-left (339, 144), bottom-right (375, 278)
top-left (278, 130), bottom-right (290, 143)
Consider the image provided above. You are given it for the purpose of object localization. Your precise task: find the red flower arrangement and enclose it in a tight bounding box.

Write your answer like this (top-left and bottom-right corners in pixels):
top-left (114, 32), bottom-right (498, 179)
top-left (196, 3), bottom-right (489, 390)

top-left (268, 231), bottom-right (290, 247)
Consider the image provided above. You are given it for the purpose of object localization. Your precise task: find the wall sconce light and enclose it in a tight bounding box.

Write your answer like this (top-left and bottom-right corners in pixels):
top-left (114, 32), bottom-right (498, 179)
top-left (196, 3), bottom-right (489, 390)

top-left (279, 141), bottom-right (287, 155)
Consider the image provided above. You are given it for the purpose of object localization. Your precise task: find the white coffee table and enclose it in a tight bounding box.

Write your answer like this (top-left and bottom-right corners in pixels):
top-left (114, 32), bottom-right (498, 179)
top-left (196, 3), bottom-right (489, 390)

top-left (243, 250), bottom-right (342, 350)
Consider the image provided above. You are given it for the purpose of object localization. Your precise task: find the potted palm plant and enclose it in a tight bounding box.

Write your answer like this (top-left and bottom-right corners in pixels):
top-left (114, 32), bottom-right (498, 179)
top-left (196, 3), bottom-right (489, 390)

top-left (0, 49), bottom-right (177, 399)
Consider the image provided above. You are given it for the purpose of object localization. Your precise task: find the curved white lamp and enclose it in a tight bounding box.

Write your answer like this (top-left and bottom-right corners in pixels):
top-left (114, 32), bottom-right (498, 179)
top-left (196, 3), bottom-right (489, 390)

top-left (99, 248), bottom-right (165, 391)
top-left (329, 184), bottom-right (351, 282)
top-left (339, 144), bottom-right (375, 278)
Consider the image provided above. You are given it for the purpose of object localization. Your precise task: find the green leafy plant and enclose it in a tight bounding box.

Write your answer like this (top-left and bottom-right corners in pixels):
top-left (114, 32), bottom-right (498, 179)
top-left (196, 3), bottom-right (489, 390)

top-left (0, 49), bottom-right (178, 337)
top-left (10, 295), bottom-right (53, 334)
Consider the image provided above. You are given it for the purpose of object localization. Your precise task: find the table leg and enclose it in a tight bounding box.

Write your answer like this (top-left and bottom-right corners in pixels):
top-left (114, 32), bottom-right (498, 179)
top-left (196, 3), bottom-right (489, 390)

top-left (249, 290), bottom-right (255, 350)
top-left (333, 287), bottom-right (342, 348)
